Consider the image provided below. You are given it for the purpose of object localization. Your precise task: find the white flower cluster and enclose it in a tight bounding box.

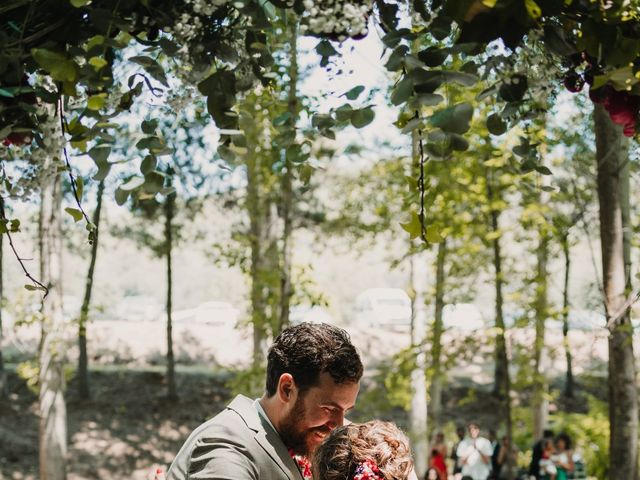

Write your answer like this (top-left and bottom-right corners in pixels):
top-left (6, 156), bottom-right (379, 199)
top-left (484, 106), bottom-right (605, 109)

top-left (299, 0), bottom-right (371, 40)
top-left (165, 0), bottom-right (229, 43)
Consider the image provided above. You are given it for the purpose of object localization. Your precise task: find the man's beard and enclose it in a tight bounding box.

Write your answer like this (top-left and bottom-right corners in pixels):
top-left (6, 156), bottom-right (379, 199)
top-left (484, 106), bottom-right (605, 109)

top-left (279, 396), bottom-right (331, 457)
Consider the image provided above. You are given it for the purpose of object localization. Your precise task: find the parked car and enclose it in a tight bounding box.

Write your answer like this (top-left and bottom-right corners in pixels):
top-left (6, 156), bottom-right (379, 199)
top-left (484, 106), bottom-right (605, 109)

top-left (442, 303), bottom-right (485, 331)
top-left (174, 301), bottom-right (238, 325)
top-left (116, 295), bottom-right (163, 322)
top-left (289, 305), bottom-right (333, 325)
top-left (355, 288), bottom-right (412, 329)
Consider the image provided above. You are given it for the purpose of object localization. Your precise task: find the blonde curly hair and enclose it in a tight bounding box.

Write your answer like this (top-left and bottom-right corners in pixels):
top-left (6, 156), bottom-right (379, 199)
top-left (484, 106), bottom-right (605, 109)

top-left (312, 420), bottom-right (414, 480)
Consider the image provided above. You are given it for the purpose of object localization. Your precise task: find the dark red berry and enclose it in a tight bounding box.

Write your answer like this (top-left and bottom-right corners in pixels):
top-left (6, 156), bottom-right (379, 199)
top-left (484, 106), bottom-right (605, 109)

top-left (563, 70), bottom-right (584, 93)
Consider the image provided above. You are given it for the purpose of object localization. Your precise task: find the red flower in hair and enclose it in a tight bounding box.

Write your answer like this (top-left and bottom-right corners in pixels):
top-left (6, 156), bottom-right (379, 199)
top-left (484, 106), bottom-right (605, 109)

top-left (353, 459), bottom-right (382, 480)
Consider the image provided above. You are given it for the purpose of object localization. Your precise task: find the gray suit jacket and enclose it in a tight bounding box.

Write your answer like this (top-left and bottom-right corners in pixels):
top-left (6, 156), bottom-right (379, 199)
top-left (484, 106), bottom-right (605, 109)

top-left (167, 395), bottom-right (304, 480)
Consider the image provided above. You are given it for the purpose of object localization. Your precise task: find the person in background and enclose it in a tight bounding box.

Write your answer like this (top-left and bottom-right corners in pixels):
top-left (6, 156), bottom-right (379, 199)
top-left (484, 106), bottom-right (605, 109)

top-left (424, 467), bottom-right (440, 480)
top-left (529, 429), bottom-right (555, 480)
top-left (452, 425), bottom-right (466, 480)
top-left (495, 435), bottom-right (519, 479)
top-left (488, 429), bottom-right (499, 479)
top-left (429, 431), bottom-right (448, 480)
top-left (550, 433), bottom-right (574, 480)
top-left (456, 423), bottom-right (493, 480)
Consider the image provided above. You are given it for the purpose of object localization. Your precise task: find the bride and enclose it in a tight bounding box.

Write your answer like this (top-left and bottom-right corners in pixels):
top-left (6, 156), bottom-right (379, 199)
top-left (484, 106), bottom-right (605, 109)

top-left (312, 420), bottom-right (414, 480)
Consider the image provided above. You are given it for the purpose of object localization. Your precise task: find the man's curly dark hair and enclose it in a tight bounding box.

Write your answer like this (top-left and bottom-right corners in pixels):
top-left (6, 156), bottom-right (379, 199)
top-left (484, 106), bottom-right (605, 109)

top-left (265, 323), bottom-right (363, 396)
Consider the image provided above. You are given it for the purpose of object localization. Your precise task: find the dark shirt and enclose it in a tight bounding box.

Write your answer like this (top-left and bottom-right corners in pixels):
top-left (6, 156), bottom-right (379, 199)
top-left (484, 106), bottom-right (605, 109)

top-left (529, 440), bottom-right (544, 479)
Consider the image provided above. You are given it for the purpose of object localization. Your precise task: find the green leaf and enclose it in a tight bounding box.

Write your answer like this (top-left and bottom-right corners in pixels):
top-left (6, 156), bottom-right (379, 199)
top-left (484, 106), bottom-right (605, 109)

top-left (335, 104), bottom-right (354, 122)
top-left (391, 77), bottom-right (413, 106)
top-left (140, 155), bottom-right (157, 174)
top-left (93, 161), bottom-right (111, 181)
top-left (274, 112), bottom-right (292, 127)
top-left (344, 85), bottom-right (365, 101)
top-left (88, 56), bottom-right (107, 70)
top-left (425, 224), bottom-right (442, 243)
top-left (70, 0), bottom-right (91, 6)
top-left (24, 284), bottom-right (45, 292)
top-left (76, 176), bottom-right (84, 200)
top-left (535, 166), bottom-right (553, 175)
top-left (141, 119), bottom-right (158, 134)
top-left (115, 188), bottom-right (129, 206)
top-left (9, 219), bottom-right (20, 232)
top-left (31, 48), bottom-right (78, 82)
top-left (143, 171), bottom-right (166, 194)
top-left (351, 107), bottom-right (375, 128)
top-left (487, 114), bottom-right (507, 135)
top-left (128, 55), bottom-right (169, 87)
top-left (429, 103), bottom-right (474, 134)
top-left (87, 94), bottom-right (106, 111)
top-left (400, 211), bottom-right (422, 240)
top-left (65, 207), bottom-right (84, 222)
top-left (120, 176), bottom-right (145, 192)
top-left (89, 146), bottom-right (110, 164)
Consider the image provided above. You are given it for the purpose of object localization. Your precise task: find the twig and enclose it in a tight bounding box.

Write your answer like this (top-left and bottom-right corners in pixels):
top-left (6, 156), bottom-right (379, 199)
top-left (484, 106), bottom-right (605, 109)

top-left (129, 73), bottom-right (164, 97)
top-left (58, 98), bottom-right (93, 233)
top-left (0, 190), bottom-right (49, 297)
top-left (415, 110), bottom-right (428, 244)
top-left (606, 289), bottom-right (640, 330)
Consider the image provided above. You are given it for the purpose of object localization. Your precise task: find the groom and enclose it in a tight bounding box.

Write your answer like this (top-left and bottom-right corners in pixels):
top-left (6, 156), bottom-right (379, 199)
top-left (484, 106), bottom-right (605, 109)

top-left (167, 322), bottom-right (363, 480)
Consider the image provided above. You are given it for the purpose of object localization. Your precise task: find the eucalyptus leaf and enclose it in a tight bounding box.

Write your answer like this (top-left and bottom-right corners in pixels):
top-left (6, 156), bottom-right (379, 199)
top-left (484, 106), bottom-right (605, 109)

top-left (351, 107), bottom-right (375, 128)
top-left (65, 207), bottom-right (84, 222)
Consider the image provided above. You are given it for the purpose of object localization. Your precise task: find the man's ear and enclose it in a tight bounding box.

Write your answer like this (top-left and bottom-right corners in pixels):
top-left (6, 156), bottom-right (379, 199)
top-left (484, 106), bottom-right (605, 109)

top-left (277, 373), bottom-right (296, 404)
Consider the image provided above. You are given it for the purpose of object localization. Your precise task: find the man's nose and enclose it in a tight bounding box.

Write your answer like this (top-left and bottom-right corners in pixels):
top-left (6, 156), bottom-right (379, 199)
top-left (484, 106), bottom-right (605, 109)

top-left (329, 410), bottom-right (345, 428)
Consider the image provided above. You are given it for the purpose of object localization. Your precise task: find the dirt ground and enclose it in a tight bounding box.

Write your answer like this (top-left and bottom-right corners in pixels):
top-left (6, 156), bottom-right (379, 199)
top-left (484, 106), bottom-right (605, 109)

top-left (0, 369), bottom-right (233, 480)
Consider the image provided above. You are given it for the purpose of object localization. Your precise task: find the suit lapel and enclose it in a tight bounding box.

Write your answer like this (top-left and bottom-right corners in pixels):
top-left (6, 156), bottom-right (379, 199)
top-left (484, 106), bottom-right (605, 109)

top-left (227, 395), bottom-right (303, 480)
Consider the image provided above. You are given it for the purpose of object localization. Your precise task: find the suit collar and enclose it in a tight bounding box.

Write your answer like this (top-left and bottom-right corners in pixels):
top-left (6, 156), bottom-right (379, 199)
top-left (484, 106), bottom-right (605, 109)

top-left (226, 395), bottom-right (304, 480)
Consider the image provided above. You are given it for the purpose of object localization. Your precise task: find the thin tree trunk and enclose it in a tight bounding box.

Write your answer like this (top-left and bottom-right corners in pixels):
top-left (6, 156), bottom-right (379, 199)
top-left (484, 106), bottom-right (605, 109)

top-left (409, 129), bottom-right (428, 479)
top-left (410, 251), bottom-right (429, 478)
top-left (487, 174), bottom-right (509, 400)
top-left (277, 13), bottom-right (298, 335)
top-left (561, 233), bottom-right (574, 399)
top-left (39, 161), bottom-right (67, 480)
top-left (429, 239), bottom-right (446, 431)
top-left (486, 171), bottom-right (514, 478)
top-left (77, 180), bottom-right (104, 400)
top-left (165, 190), bottom-right (177, 401)
top-left (594, 103), bottom-right (638, 480)
top-left (243, 99), bottom-right (268, 367)
top-left (0, 198), bottom-right (6, 399)
top-left (532, 231), bottom-right (549, 441)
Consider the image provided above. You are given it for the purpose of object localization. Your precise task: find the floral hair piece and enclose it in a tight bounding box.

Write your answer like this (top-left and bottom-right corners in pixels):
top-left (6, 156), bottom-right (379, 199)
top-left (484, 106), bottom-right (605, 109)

top-left (353, 459), bottom-right (382, 480)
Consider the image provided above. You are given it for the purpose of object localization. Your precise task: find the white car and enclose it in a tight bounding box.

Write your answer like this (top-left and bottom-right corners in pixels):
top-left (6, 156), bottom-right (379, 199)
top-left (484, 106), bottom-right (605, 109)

top-left (442, 303), bottom-right (485, 331)
top-left (116, 295), bottom-right (163, 322)
top-left (173, 301), bottom-right (238, 325)
top-left (354, 288), bottom-right (412, 329)
top-left (289, 305), bottom-right (333, 325)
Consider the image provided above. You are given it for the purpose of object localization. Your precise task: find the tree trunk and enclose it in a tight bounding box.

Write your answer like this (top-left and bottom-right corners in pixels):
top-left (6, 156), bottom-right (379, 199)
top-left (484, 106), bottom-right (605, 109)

top-left (593, 103), bottom-right (638, 480)
top-left (410, 251), bottom-right (429, 479)
top-left (561, 233), bottom-right (574, 399)
top-left (277, 13), bottom-right (298, 335)
top-left (532, 231), bottom-right (549, 441)
top-left (429, 239), bottom-right (446, 431)
top-left (39, 162), bottom-right (67, 480)
top-left (487, 174), bottom-right (509, 400)
top-left (0, 199), bottom-right (5, 399)
top-left (486, 171), bottom-right (514, 478)
top-left (77, 180), bottom-right (104, 400)
top-left (165, 190), bottom-right (177, 401)
top-left (243, 99), bottom-right (269, 366)
top-left (408, 128), bottom-right (428, 479)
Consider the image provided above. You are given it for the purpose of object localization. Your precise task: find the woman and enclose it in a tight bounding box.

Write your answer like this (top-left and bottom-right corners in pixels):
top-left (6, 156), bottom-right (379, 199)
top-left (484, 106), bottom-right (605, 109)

top-left (550, 433), bottom-right (574, 480)
top-left (428, 432), bottom-right (448, 480)
top-left (312, 420), bottom-right (414, 480)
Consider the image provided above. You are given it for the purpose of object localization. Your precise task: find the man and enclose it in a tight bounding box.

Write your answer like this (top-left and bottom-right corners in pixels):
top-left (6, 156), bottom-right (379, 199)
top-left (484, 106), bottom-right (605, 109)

top-left (456, 423), bottom-right (493, 480)
top-left (528, 429), bottom-right (554, 480)
top-left (167, 323), bottom-right (363, 480)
